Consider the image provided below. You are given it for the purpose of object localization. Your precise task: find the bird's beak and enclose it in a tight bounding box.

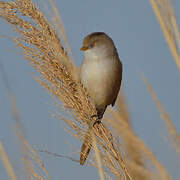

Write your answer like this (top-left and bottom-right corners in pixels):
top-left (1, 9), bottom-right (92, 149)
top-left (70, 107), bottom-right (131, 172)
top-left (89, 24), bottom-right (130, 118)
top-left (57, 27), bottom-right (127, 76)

top-left (80, 46), bottom-right (88, 51)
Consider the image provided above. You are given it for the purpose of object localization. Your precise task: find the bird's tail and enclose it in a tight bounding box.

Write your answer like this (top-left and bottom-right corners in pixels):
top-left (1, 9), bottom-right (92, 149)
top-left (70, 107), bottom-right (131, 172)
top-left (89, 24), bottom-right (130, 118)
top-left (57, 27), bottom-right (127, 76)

top-left (80, 128), bottom-right (92, 165)
top-left (80, 107), bottom-right (106, 165)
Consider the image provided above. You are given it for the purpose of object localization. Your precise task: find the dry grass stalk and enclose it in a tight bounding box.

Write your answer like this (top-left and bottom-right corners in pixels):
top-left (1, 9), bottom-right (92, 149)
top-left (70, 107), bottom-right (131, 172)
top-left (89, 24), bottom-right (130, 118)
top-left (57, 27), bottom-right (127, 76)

top-left (20, 134), bottom-right (52, 180)
top-left (92, 131), bottom-right (105, 180)
top-left (115, 95), bottom-right (145, 168)
top-left (48, 0), bottom-right (74, 63)
top-left (105, 95), bottom-right (171, 180)
top-left (0, 0), bottom-right (96, 125)
top-left (143, 76), bottom-right (180, 155)
top-left (0, 140), bottom-right (18, 180)
top-left (109, 95), bottom-right (150, 180)
top-left (149, 0), bottom-right (180, 71)
top-left (0, 0), bottom-right (176, 179)
top-left (0, 0), bottom-right (133, 179)
top-left (0, 59), bottom-right (52, 180)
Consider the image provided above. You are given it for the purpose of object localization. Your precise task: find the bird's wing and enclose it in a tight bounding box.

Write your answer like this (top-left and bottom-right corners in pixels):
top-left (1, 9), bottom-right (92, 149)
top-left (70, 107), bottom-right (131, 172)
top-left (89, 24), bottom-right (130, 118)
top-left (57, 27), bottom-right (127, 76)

top-left (111, 60), bottom-right (123, 107)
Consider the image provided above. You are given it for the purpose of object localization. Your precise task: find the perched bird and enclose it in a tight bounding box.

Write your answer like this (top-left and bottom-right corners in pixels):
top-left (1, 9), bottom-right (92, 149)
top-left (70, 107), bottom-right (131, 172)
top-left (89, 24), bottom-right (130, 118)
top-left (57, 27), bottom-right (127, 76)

top-left (80, 32), bottom-right (123, 165)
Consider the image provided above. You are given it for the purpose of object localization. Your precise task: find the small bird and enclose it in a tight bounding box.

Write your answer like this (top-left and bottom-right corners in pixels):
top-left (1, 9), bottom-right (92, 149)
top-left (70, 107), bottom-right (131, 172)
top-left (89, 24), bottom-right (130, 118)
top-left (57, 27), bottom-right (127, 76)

top-left (80, 32), bottom-right (122, 165)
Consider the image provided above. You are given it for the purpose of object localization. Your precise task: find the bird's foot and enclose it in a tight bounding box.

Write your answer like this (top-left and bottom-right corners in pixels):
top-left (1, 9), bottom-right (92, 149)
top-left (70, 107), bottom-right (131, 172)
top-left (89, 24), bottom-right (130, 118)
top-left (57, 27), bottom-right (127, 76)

top-left (89, 114), bottom-right (101, 128)
top-left (91, 114), bottom-right (99, 119)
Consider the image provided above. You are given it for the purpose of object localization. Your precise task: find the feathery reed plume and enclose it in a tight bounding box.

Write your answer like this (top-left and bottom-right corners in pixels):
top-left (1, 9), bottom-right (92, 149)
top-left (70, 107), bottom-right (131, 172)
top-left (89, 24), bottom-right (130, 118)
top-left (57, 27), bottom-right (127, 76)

top-left (0, 60), bottom-right (52, 180)
top-left (0, 0), bottom-right (174, 179)
top-left (0, 0), bottom-right (132, 178)
top-left (143, 76), bottom-right (180, 155)
top-left (150, 0), bottom-right (180, 71)
top-left (20, 135), bottom-right (52, 180)
top-left (0, 140), bottom-right (17, 180)
top-left (149, 0), bottom-right (180, 156)
top-left (109, 94), bottom-right (149, 180)
top-left (0, 0), bottom-right (95, 131)
top-left (92, 131), bottom-right (105, 180)
top-left (105, 94), bottom-right (171, 180)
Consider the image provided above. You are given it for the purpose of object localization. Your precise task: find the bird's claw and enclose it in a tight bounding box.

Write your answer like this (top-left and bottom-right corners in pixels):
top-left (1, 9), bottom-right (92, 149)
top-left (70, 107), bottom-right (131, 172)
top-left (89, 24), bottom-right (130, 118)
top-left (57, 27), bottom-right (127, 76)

top-left (89, 114), bottom-right (101, 128)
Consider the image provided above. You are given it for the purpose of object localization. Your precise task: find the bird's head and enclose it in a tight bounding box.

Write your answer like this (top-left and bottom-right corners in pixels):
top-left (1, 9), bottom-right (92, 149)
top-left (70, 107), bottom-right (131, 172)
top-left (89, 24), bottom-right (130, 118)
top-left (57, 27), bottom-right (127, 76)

top-left (80, 32), bottom-right (116, 58)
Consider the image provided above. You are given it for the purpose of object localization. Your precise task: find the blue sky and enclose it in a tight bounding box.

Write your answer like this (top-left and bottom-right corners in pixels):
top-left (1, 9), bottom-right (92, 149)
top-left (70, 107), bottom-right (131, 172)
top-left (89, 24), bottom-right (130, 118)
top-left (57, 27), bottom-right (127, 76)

top-left (0, 0), bottom-right (180, 179)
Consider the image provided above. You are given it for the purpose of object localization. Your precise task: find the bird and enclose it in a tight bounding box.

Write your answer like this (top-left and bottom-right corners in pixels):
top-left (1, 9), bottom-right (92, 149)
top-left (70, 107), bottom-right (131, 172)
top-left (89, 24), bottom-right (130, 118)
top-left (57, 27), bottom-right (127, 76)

top-left (79, 32), bottom-right (123, 165)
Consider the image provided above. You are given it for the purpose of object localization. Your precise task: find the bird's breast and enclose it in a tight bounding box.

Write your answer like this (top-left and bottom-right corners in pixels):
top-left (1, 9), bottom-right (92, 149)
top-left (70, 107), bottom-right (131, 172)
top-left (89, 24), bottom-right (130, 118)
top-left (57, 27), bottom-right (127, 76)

top-left (81, 58), bottom-right (111, 88)
top-left (80, 57), bottom-right (121, 107)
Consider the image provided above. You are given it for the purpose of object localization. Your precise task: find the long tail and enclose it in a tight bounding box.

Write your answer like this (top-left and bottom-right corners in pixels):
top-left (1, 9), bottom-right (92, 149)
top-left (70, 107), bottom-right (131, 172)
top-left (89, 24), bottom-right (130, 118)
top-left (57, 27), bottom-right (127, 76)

top-left (80, 128), bottom-right (92, 165)
top-left (80, 107), bottom-right (106, 165)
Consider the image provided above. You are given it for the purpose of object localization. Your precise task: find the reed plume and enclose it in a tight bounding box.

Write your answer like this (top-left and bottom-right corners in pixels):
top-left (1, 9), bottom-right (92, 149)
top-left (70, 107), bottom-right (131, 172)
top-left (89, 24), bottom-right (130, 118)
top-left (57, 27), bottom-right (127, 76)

top-left (150, 0), bottom-right (180, 71)
top-left (0, 0), bottom-right (132, 179)
top-left (0, 0), bottom-right (179, 179)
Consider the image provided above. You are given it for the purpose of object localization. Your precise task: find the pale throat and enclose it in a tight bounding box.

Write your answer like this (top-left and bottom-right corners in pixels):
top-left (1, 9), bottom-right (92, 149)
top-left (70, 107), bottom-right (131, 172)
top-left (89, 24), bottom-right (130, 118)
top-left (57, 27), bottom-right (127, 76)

top-left (84, 45), bottom-right (110, 60)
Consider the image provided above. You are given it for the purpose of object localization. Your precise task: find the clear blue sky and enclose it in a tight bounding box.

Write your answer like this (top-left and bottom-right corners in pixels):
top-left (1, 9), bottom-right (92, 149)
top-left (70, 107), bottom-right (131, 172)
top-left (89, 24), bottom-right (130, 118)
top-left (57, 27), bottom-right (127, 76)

top-left (0, 0), bottom-right (180, 179)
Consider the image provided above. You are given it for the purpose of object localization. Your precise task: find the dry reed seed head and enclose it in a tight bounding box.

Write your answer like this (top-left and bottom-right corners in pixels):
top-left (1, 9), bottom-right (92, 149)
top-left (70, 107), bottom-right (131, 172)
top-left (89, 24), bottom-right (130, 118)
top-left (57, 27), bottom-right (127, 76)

top-left (0, 141), bottom-right (18, 180)
top-left (143, 76), bottom-right (180, 155)
top-left (1, 0), bottom-right (98, 141)
top-left (0, 0), bottom-right (175, 179)
top-left (150, 0), bottom-right (180, 70)
top-left (103, 94), bottom-right (172, 180)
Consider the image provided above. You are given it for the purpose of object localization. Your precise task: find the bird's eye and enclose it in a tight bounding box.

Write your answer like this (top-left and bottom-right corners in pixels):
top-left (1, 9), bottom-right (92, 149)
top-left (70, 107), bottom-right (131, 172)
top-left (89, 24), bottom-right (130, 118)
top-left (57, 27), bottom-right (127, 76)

top-left (88, 44), bottom-right (93, 49)
top-left (88, 42), bottom-right (95, 49)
